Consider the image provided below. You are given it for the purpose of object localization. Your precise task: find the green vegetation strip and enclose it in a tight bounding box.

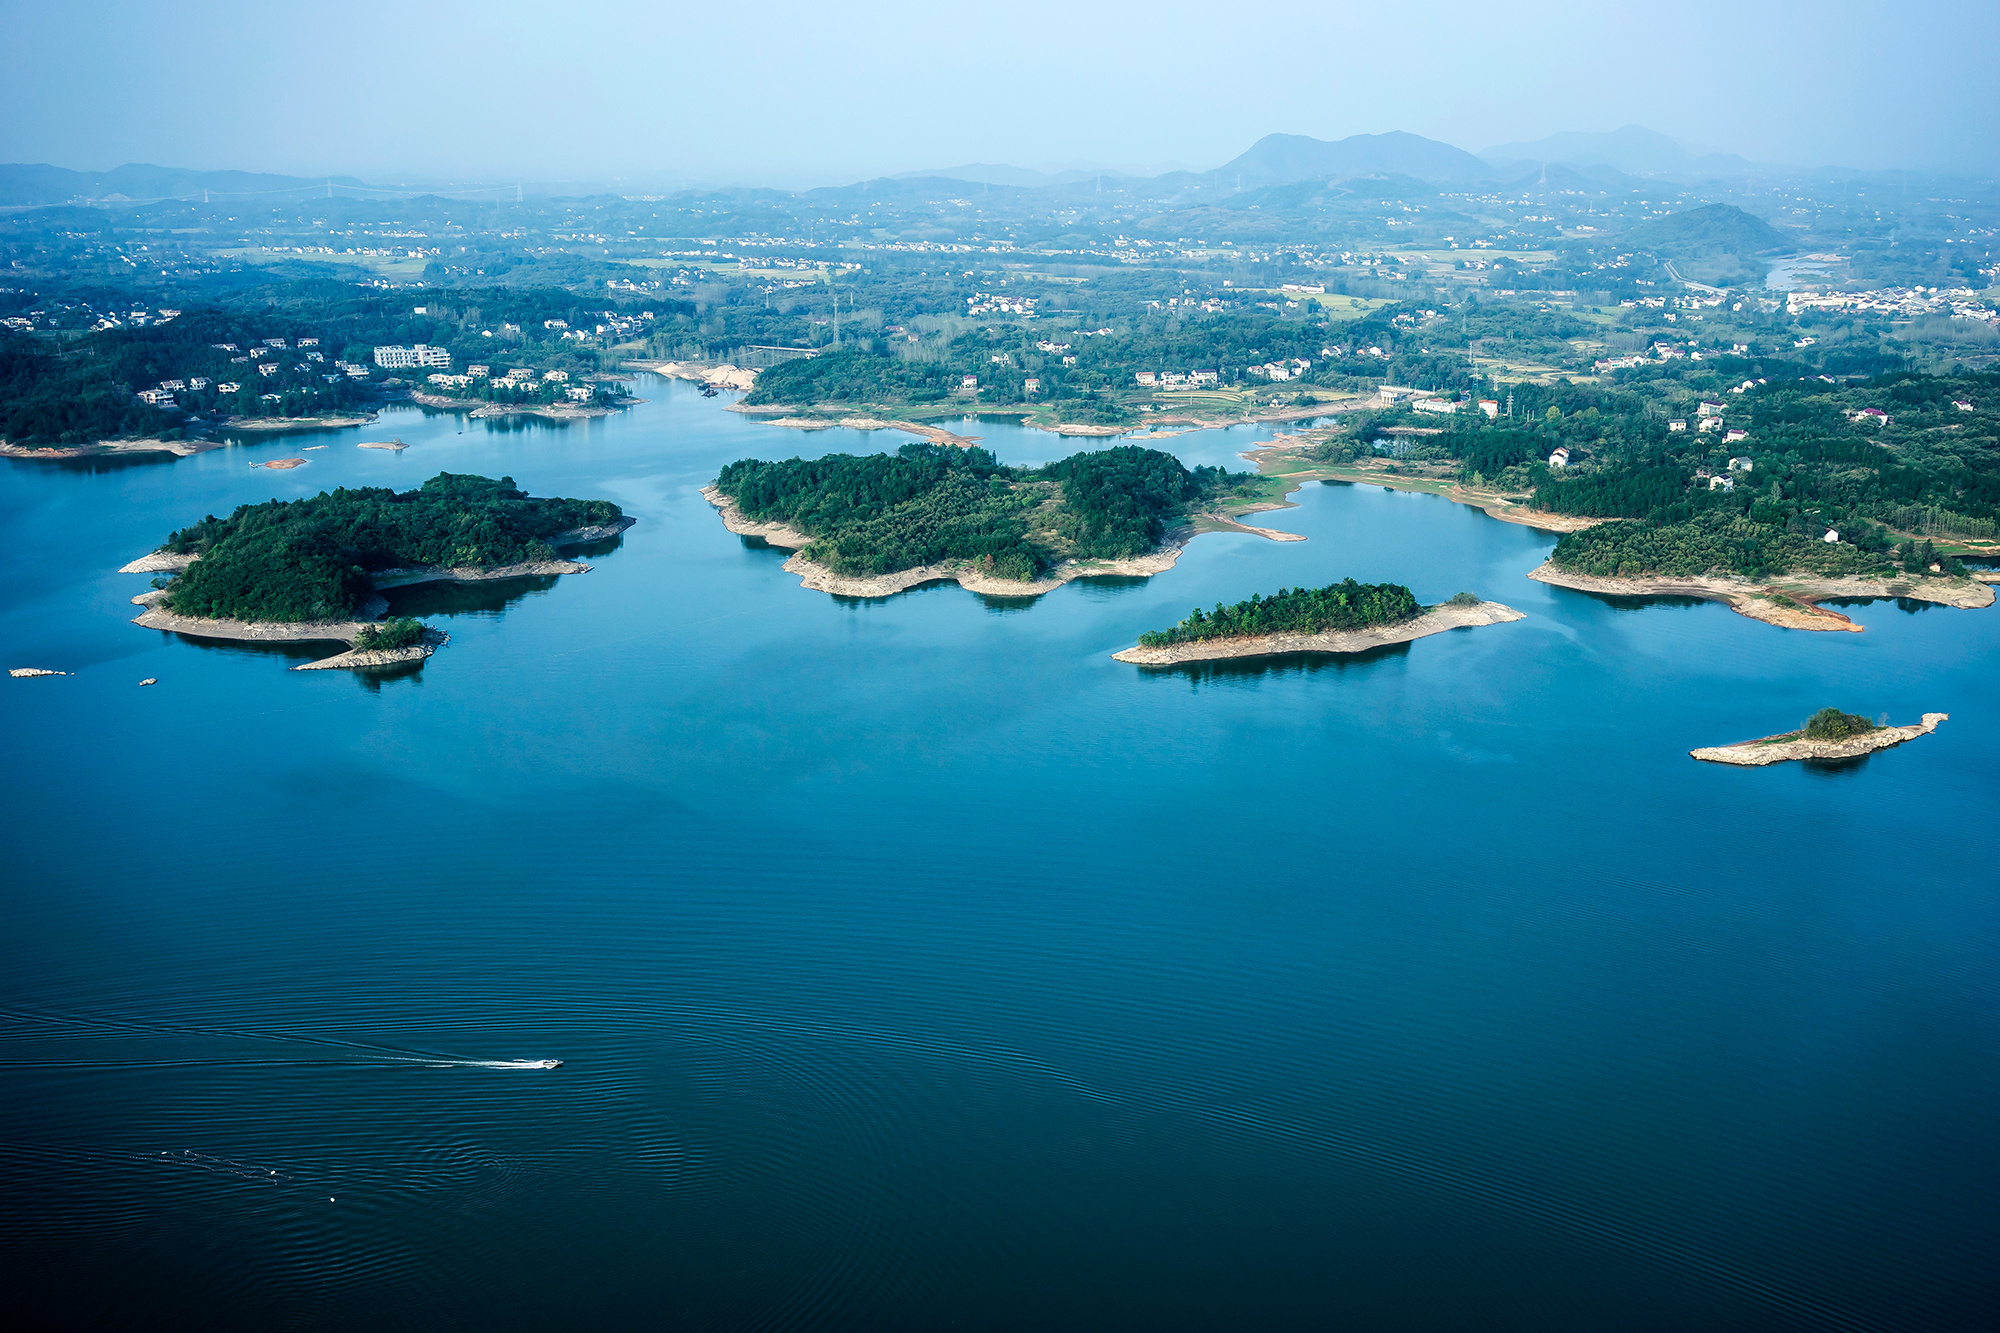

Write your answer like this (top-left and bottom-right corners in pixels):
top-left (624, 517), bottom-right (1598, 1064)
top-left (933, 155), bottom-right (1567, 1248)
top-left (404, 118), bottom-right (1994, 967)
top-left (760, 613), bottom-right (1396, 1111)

top-left (1139, 579), bottom-right (1423, 647)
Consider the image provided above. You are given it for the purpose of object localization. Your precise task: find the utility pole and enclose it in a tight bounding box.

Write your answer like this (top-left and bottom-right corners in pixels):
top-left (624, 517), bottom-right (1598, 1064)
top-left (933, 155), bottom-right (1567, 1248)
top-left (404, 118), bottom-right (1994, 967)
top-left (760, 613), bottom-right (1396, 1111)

top-left (832, 290), bottom-right (840, 348)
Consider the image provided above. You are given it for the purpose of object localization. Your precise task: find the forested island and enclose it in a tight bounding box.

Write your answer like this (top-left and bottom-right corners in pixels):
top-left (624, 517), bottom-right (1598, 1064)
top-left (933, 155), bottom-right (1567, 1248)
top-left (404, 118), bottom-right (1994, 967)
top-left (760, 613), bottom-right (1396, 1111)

top-left (1113, 583), bottom-right (1523, 665)
top-left (706, 441), bottom-right (1280, 596)
top-left (124, 472), bottom-right (631, 669)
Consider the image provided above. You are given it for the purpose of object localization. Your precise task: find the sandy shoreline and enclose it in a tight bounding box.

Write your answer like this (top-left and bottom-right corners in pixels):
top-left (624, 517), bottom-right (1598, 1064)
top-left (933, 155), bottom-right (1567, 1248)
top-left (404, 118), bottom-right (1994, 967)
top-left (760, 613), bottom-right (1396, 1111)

top-left (1527, 561), bottom-right (1993, 632)
top-left (228, 414), bottom-right (375, 432)
top-left (703, 485), bottom-right (1191, 597)
top-left (404, 390), bottom-right (632, 421)
top-left (1691, 713), bottom-right (1947, 765)
top-left (3, 438), bottom-right (224, 460)
top-left (1111, 601), bottom-right (1525, 665)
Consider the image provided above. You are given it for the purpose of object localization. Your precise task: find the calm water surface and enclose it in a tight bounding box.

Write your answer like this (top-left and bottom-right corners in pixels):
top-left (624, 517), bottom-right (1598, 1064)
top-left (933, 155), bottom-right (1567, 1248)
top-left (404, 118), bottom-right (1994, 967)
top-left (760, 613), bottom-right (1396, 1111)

top-left (2, 379), bottom-right (1995, 1329)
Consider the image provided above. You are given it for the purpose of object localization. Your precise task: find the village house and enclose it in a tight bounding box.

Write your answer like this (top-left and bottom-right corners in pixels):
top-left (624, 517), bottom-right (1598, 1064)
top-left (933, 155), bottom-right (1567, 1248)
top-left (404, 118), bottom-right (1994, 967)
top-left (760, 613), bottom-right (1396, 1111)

top-left (1709, 474), bottom-right (1734, 492)
top-left (1727, 457), bottom-right (1754, 472)
top-left (1478, 400), bottom-right (1499, 418)
top-left (1134, 371), bottom-right (1157, 386)
top-left (1024, 378), bottom-right (1041, 395)
top-left (565, 386), bottom-right (593, 402)
top-left (541, 369), bottom-right (569, 382)
top-left (1193, 370), bottom-right (1219, 385)
top-left (1548, 446), bottom-right (1571, 468)
top-left (1668, 418), bottom-right (1688, 432)
top-left (1725, 429), bottom-right (1749, 443)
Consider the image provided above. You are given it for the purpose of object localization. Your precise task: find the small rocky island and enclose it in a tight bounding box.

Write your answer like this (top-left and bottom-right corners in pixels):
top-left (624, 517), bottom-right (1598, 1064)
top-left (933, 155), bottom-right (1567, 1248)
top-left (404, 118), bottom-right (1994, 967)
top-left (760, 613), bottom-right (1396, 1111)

top-left (123, 472), bottom-right (632, 671)
top-left (1113, 583), bottom-right (1524, 665)
top-left (706, 441), bottom-right (1294, 598)
top-left (1691, 708), bottom-right (1948, 766)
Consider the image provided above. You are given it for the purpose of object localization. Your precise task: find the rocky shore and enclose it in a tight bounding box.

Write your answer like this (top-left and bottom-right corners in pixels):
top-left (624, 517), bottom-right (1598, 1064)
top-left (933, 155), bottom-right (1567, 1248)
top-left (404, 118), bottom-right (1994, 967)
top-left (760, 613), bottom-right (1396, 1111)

top-left (702, 486), bottom-right (1191, 598)
top-left (2, 438), bottom-right (223, 460)
top-left (1111, 601), bottom-right (1526, 665)
top-left (1691, 713), bottom-right (1948, 766)
top-left (1527, 561), bottom-right (1994, 632)
top-left (290, 628), bottom-right (450, 671)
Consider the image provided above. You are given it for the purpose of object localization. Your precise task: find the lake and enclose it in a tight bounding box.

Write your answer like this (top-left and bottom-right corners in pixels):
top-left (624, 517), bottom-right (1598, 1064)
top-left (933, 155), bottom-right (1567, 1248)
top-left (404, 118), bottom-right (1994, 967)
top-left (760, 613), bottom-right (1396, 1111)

top-left (2, 377), bottom-right (1995, 1330)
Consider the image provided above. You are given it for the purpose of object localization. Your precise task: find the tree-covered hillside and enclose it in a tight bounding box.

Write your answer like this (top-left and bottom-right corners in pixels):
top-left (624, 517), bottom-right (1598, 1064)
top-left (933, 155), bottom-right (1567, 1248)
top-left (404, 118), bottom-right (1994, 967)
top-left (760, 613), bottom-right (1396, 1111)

top-left (1139, 579), bottom-right (1421, 646)
top-left (161, 472), bottom-right (622, 622)
top-left (713, 442), bottom-right (1241, 580)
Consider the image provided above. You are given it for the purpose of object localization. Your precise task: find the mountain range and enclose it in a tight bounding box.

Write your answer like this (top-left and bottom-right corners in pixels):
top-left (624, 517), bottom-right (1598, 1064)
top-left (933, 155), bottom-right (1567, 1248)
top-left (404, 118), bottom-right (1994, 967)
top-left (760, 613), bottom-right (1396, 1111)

top-left (0, 163), bottom-right (364, 207)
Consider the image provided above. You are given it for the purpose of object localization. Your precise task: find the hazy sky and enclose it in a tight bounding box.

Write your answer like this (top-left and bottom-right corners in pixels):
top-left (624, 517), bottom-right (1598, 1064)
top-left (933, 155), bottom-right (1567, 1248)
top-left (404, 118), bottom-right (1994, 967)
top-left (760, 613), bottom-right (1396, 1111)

top-left (4, 0), bottom-right (1994, 186)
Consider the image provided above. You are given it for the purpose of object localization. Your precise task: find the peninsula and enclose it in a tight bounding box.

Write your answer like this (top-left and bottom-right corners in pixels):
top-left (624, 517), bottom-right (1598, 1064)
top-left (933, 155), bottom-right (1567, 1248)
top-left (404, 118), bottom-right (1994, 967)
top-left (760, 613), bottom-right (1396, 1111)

top-left (123, 471), bottom-right (632, 670)
top-left (1691, 710), bottom-right (1947, 766)
top-left (1113, 583), bottom-right (1524, 665)
top-left (706, 441), bottom-right (1295, 598)
top-left (1527, 561), bottom-right (1993, 632)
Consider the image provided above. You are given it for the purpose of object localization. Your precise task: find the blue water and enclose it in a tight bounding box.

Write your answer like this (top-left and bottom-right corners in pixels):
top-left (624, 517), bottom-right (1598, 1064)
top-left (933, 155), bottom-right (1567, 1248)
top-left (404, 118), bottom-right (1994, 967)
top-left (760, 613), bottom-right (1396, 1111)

top-left (2, 378), bottom-right (1996, 1330)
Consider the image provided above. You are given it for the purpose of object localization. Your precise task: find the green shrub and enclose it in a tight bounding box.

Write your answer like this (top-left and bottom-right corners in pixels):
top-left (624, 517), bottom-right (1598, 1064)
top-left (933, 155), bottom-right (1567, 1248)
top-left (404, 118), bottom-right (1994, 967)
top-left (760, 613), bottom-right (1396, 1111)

top-left (352, 618), bottom-right (426, 651)
top-left (1803, 707), bottom-right (1875, 741)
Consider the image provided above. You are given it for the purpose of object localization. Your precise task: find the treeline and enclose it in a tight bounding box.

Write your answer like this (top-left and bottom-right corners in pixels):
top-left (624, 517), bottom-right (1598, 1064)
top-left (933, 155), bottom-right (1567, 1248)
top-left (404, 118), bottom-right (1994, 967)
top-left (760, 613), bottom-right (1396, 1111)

top-left (1139, 579), bottom-right (1421, 646)
top-left (718, 443), bottom-right (1044, 578)
top-left (1547, 512), bottom-right (1887, 581)
top-left (713, 442), bottom-right (1239, 580)
top-left (0, 338), bottom-right (171, 443)
top-left (162, 472), bottom-right (622, 622)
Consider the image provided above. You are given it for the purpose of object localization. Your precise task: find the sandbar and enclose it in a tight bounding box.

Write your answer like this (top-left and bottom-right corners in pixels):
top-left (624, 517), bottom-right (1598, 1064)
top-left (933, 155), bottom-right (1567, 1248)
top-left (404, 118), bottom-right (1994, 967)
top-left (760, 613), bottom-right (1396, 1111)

top-left (1111, 601), bottom-right (1525, 665)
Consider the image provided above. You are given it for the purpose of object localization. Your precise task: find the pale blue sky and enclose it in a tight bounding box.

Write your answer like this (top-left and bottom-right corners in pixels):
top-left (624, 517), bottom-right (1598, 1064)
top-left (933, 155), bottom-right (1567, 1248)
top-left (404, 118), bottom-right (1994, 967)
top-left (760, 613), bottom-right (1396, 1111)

top-left (4, 0), bottom-right (1993, 185)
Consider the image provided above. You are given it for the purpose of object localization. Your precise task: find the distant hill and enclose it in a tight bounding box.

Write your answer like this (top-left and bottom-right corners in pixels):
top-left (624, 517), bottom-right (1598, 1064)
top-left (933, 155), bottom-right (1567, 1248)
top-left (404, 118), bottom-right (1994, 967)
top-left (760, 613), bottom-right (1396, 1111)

top-left (1620, 203), bottom-right (1784, 256)
top-left (1484, 126), bottom-right (1694, 174)
top-left (891, 163), bottom-right (1136, 189)
top-left (0, 162), bottom-right (364, 206)
top-left (1617, 203), bottom-right (1786, 286)
top-left (1214, 132), bottom-right (1494, 186)
top-left (1507, 162), bottom-right (1638, 193)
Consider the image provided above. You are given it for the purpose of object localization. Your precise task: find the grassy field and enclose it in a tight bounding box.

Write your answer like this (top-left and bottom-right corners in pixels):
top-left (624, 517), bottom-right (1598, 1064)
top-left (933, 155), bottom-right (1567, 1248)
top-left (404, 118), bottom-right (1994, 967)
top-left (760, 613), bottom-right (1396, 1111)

top-left (214, 248), bottom-right (428, 279)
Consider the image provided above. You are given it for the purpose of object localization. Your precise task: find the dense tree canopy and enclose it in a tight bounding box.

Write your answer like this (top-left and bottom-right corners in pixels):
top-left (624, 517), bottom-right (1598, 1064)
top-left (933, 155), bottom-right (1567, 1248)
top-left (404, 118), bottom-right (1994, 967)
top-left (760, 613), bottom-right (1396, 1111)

top-left (162, 472), bottom-right (621, 622)
top-left (1139, 579), bottom-right (1421, 647)
top-left (713, 442), bottom-right (1240, 580)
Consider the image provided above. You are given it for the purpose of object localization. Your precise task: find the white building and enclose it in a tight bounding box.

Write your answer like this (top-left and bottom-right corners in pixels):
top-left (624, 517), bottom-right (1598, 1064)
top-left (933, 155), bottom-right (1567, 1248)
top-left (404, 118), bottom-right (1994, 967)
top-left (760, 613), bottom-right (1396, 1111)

top-left (1823, 529), bottom-right (1840, 543)
top-left (1668, 418), bottom-right (1688, 432)
top-left (374, 344), bottom-right (452, 369)
top-left (1412, 397), bottom-right (1461, 415)
top-left (1727, 457), bottom-right (1754, 472)
top-left (1709, 474), bottom-right (1734, 492)
top-left (1548, 447), bottom-right (1571, 468)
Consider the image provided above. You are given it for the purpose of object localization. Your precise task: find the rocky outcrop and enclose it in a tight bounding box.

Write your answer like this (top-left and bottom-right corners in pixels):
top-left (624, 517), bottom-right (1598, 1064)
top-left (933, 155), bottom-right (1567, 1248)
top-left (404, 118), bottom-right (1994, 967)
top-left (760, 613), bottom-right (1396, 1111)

top-left (1691, 713), bottom-right (1948, 765)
